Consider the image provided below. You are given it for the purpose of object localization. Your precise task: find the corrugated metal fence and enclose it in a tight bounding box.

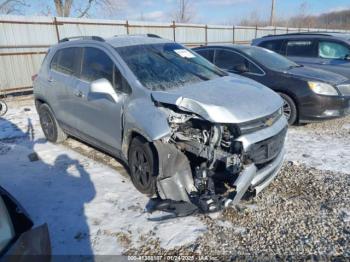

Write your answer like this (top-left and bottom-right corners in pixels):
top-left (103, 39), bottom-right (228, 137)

top-left (1, 15), bottom-right (349, 92)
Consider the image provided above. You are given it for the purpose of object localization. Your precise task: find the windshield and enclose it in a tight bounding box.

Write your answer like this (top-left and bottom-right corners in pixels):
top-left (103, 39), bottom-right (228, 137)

top-left (241, 47), bottom-right (300, 71)
top-left (115, 43), bottom-right (226, 91)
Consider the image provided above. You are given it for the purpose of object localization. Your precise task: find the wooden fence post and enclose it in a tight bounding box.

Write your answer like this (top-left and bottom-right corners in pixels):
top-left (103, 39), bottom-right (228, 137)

top-left (126, 20), bottom-right (129, 34)
top-left (205, 24), bottom-right (208, 45)
top-left (172, 21), bottom-right (176, 41)
top-left (232, 25), bottom-right (235, 44)
top-left (54, 17), bottom-right (60, 42)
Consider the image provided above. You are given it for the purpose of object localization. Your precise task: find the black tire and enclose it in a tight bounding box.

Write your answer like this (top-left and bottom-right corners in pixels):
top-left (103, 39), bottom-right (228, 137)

top-left (278, 93), bottom-right (298, 125)
top-left (0, 100), bottom-right (8, 116)
top-left (128, 136), bottom-right (157, 196)
top-left (39, 104), bottom-right (67, 143)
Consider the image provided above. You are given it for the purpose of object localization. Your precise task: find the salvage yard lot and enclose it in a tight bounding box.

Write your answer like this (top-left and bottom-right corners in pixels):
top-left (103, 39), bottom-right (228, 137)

top-left (0, 96), bottom-right (350, 257)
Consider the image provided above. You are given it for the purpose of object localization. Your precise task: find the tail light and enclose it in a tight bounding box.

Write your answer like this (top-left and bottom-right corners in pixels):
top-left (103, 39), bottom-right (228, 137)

top-left (31, 74), bottom-right (38, 82)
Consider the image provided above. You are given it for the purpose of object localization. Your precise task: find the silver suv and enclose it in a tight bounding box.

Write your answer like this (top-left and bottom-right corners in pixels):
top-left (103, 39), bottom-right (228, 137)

top-left (34, 35), bottom-right (288, 214)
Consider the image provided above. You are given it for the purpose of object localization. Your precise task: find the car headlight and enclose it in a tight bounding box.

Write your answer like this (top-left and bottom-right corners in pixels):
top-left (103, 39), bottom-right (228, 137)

top-left (308, 81), bottom-right (338, 96)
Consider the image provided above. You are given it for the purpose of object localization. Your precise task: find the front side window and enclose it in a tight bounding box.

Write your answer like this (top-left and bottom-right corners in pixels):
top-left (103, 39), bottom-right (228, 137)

top-left (319, 41), bottom-right (350, 59)
top-left (115, 43), bottom-right (226, 91)
top-left (241, 46), bottom-right (299, 72)
top-left (50, 47), bottom-right (80, 75)
top-left (81, 47), bottom-right (122, 90)
top-left (286, 40), bottom-right (316, 57)
top-left (0, 197), bottom-right (15, 253)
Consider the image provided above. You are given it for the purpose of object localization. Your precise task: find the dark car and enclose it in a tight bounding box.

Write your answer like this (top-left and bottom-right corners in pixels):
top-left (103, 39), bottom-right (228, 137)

top-left (252, 32), bottom-right (350, 78)
top-left (193, 45), bottom-right (350, 124)
top-left (0, 186), bottom-right (51, 261)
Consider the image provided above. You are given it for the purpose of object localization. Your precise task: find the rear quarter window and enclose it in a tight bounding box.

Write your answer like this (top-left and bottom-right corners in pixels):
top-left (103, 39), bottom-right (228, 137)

top-left (260, 40), bottom-right (284, 54)
top-left (50, 47), bottom-right (81, 76)
top-left (195, 49), bottom-right (215, 63)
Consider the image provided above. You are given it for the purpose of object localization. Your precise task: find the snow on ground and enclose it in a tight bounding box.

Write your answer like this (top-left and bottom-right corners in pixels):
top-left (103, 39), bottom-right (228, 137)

top-left (0, 97), bottom-right (349, 255)
top-left (0, 100), bottom-right (206, 255)
top-left (286, 126), bottom-right (350, 174)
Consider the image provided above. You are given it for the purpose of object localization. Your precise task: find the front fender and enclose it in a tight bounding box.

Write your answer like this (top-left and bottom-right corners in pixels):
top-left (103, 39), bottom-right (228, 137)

top-left (122, 98), bottom-right (171, 158)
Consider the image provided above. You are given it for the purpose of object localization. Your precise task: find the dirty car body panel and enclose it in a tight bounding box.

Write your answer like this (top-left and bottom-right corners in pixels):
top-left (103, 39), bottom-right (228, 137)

top-left (34, 35), bottom-right (287, 213)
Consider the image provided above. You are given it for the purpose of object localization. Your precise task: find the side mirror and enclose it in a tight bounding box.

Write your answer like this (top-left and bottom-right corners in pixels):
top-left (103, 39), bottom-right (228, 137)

top-left (89, 78), bottom-right (120, 102)
top-left (344, 54), bottom-right (350, 61)
top-left (231, 64), bottom-right (249, 74)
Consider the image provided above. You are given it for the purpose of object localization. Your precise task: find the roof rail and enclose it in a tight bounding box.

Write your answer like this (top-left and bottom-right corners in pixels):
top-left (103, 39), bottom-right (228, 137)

top-left (58, 36), bottom-right (105, 43)
top-left (113, 34), bottom-right (162, 38)
top-left (262, 32), bottom-right (334, 38)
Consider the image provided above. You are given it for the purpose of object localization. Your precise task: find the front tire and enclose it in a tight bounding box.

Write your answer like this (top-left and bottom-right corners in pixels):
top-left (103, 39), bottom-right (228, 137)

top-left (278, 93), bottom-right (297, 125)
top-left (128, 136), bottom-right (157, 196)
top-left (39, 104), bottom-right (67, 143)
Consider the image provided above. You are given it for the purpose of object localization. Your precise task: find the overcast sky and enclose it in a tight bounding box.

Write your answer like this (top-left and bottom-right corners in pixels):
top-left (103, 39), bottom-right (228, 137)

top-left (25, 0), bottom-right (350, 24)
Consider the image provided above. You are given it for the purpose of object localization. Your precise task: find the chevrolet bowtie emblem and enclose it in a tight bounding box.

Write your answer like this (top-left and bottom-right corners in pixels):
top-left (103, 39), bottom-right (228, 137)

top-left (265, 117), bottom-right (274, 127)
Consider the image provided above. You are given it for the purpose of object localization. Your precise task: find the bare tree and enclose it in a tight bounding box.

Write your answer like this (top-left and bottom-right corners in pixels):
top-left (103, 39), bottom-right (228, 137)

top-left (54, 0), bottom-right (73, 17)
top-left (0, 0), bottom-right (28, 14)
top-left (53, 0), bottom-right (125, 18)
top-left (172, 0), bottom-right (194, 23)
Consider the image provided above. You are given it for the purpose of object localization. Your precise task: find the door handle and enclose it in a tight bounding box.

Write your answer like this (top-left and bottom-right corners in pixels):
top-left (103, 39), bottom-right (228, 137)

top-left (75, 90), bottom-right (84, 98)
top-left (47, 77), bottom-right (54, 83)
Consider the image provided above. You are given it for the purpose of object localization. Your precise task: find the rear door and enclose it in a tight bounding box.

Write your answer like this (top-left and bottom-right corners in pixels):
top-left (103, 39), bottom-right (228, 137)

top-left (48, 47), bottom-right (82, 130)
top-left (284, 38), bottom-right (319, 66)
top-left (74, 46), bottom-right (128, 152)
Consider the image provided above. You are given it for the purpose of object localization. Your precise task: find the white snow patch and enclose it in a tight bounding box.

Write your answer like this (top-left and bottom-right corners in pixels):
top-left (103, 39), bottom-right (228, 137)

top-left (286, 127), bottom-right (350, 174)
top-left (0, 102), bottom-right (206, 255)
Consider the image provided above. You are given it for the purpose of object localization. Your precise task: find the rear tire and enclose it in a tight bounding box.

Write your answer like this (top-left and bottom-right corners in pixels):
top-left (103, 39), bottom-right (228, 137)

top-left (278, 93), bottom-right (297, 125)
top-left (128, 136), bottom-right (157, 196)
top-left (0, 100), bottom-right (8, 116)
top-left (39, 104), bottom-right (67, 143)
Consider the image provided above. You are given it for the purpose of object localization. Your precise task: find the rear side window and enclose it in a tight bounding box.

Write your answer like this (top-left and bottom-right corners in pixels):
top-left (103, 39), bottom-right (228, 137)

top-left (319, 41), bottom-right (350, 59)
top-left (215, 49), bottom-right (263, 74)
top-left (260, 40), bottom-right (284, 54)
top-left (286, 40), bottom-right (317, 57)
top-left (196, 49), bottom-right (214, 63)
top-left (50, 47), bottom-right (81, 75)
top-left (81, 47), bottom-right (123, 91)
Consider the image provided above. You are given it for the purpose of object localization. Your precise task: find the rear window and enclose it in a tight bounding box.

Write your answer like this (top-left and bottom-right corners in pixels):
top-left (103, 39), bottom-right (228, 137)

top-left (286, 40), bottom-right (317, 57)
top-left (50, 47), bottom-right (81, 76)
top-left (260, 40), bottom-right (284, 54)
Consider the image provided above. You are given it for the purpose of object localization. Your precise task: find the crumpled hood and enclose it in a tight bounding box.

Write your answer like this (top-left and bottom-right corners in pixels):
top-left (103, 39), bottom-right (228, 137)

top-left (286, 66), bottom-right (348, 85)
top-left (151, 75), bottom-right (283, 124)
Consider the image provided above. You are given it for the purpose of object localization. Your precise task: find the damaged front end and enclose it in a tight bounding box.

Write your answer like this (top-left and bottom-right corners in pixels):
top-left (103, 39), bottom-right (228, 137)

top-left (150, 101), bottom-right (287, 215)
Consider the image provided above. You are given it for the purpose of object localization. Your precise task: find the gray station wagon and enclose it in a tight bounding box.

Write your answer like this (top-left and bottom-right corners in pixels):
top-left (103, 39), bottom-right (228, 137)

top-left (33, 35), bottom-right (288, 214)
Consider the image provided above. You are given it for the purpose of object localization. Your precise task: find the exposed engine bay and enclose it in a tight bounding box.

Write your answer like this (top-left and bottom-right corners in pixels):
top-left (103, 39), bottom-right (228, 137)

top-left (149, 105), bottom-right (287, 216)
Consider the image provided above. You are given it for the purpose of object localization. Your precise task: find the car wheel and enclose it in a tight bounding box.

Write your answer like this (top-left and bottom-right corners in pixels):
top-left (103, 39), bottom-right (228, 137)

top-left (39, 104), bottom-right (67, 143)
top-left (278, 93), bottom-right (297, 125)
top-left (128, 136), bottom-right (157, 196)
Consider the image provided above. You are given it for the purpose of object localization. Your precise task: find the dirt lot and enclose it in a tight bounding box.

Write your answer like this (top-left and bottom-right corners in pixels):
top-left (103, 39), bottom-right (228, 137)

top-left (0, 96), bottom-right (349, 258)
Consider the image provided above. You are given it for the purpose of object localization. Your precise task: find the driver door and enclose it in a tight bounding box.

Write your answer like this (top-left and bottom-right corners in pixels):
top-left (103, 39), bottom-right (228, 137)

top-left (74, 47), bottom-right (128, 152)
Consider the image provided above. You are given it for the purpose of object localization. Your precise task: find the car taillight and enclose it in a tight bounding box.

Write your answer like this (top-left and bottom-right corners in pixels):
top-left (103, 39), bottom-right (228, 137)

top-left (31, 74), bottom-right (38, 82)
